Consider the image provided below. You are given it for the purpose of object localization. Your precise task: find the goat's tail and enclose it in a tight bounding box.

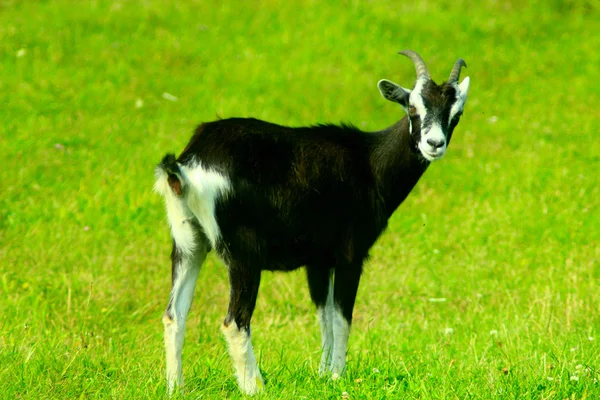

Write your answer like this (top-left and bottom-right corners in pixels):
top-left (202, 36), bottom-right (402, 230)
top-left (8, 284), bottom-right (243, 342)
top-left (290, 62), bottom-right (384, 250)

top-left (154, 153), bottom-right (185, 196)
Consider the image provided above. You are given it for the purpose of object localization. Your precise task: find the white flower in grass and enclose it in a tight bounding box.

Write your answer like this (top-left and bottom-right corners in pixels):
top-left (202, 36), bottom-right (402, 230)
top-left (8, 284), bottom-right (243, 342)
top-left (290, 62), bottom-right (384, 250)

top-left (570, 375), bottom-right (579, 382)
top-left (444, 327), bottom-right (454, 335)
top-left (428, 297), bottom-right (447, 303)
top-left (341, 391), bottom-right (350, 399)
top-left (162, 92), bottom-right (178, 102)
top-left (489, 330), bottom-right (498, 336)
top-left (16, 48), bottom-right (26, 57)
top-left (135, 98), bottom-right (144, 108)
top-left (546, 377), bottom-right (554, 381)
top-left (588, 336), bottom-right (595, 341)
top-left (372, 368), bottom-right (380, 373)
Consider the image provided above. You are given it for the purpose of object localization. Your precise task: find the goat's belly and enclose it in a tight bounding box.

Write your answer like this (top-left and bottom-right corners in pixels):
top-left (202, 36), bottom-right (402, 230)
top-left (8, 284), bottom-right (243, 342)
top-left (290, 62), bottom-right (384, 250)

top-left (216, 226), bottom-right (335, 271)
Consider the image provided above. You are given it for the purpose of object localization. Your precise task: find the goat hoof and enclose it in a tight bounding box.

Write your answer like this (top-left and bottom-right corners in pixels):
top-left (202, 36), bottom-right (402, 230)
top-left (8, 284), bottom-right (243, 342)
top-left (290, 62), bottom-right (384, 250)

top-left (239, 375), bottom-right (264, 396)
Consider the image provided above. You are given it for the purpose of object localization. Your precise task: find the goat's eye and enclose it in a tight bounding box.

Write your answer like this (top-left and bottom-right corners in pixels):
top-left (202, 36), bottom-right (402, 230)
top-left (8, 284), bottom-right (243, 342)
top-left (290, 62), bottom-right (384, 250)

top-left (409, 106), bottom-right (417, 116)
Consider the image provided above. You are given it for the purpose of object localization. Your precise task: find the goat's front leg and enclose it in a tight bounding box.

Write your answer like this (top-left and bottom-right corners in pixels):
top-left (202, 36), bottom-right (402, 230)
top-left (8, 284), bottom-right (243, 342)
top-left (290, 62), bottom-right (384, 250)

top-left (330, 263), bottom-right (362, 378)
top-left (222, 264), bottom-right (264, 395)
top-left (306, 266), bottom-right (334, 375)
top-left (163, 234), bottom-right (208, 394)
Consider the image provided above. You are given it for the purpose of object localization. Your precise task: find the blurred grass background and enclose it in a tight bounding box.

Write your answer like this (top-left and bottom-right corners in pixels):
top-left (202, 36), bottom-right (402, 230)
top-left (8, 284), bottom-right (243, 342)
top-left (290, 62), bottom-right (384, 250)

top-left (1, 0), bottom-right (599, 398)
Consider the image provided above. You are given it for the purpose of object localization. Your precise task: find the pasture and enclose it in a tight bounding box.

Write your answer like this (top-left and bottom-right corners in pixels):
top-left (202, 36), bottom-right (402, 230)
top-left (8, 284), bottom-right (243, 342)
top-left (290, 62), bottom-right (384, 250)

top-left (1, 0), bottom-right (598, 398)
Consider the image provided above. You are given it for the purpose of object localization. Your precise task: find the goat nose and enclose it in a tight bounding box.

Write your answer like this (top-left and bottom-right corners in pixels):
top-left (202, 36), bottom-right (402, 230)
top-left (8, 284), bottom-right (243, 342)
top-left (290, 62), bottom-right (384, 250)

top-left (427, 138), bottom-right (445, 149)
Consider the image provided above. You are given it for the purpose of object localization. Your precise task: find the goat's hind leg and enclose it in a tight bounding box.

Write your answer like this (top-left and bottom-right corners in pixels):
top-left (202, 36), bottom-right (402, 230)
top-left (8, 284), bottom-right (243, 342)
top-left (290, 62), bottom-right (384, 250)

top-left (221, 263), bottom-right (264, 395)
top-left (163, 222), bottom-right (209, 394)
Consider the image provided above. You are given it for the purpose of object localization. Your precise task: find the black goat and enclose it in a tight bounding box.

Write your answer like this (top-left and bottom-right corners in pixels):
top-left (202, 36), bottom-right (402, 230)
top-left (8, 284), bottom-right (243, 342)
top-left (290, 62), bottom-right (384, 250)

top-left (155, 50), bottom-right (470, 395)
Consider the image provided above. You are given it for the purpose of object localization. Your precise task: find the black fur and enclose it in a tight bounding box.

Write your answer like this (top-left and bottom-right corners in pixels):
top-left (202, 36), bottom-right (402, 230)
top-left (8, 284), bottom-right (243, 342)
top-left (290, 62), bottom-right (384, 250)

top-left (158, 153), bottom-right (180, 176)
top-left (159, 153), bottom-right (184, 195)
top-left (171, 114), bottom-right (444, 329)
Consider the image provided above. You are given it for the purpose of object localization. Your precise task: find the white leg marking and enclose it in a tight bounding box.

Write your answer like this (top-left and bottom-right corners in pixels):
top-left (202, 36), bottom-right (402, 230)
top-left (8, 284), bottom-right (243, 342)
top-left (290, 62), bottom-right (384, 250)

top-left (317, 277), bottom-right (334, 375)
top-left (221, 321), bottom-right (264, 395)
top-left (160, 187), bottom-right (209, 394)
top-left (330, 307), bottom-right (350, 378)
top-left (156, 159), bottom-right (223, 393)
top-left (163, 242), bottom-right (207, 394)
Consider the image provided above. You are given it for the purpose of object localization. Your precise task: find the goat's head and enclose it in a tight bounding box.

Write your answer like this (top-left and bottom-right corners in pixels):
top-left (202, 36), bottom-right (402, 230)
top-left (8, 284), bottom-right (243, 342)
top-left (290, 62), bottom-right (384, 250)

top-left (378, 50), bottom-right (470, 161)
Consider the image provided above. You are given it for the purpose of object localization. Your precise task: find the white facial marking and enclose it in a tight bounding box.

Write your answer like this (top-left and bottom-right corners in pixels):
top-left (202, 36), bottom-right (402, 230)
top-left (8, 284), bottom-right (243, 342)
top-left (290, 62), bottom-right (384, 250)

top-left (409, 79), bottom-right (427, 120)
top-left (221, 321), bottom-right (264, 395)
top-left (449, 97), bottom-right (464, 122)
top-left (317, 277), bottom-right (334, 375)
top-left (409, 79), bottom-right (446, 161)
top-left (419, 121), bottom-right (447, 161)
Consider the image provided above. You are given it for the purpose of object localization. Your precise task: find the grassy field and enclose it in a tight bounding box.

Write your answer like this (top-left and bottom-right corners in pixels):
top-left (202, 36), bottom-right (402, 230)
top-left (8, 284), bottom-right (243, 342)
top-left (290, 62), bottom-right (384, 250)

top-left (1, 0), bottom-right (599, 398)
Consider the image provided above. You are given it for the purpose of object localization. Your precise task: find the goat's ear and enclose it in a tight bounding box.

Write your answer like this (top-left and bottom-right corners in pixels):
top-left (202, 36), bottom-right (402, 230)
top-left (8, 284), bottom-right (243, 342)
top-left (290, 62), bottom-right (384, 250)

top-left (458, 76), bottom-right (470, 100)
top-left (378, 79), bottom-right (411, 108)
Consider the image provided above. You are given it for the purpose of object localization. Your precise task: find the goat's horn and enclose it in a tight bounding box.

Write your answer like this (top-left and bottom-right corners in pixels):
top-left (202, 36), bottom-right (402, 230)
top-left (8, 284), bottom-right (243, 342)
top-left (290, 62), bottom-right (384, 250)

top-left (399, 50), bottom-right (431, 81)
top-left (448, 58), bottom-right (467, 83)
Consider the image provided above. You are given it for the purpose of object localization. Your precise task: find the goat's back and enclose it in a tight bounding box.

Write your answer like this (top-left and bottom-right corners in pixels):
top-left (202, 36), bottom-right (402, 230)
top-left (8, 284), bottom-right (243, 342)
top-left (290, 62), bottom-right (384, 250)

top-left (178, 118), bottom-right (387, 270)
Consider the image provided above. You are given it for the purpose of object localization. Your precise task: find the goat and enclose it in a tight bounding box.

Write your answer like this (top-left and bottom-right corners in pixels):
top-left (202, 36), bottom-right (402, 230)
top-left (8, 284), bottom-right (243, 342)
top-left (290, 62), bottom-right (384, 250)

top-left (154, 50), bottom-right (470, 395)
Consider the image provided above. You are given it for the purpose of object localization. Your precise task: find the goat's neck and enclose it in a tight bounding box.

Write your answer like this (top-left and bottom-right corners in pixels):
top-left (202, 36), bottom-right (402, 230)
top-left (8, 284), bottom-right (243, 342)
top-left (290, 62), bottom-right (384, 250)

top-left (370, 118), bottom-right (429, 218)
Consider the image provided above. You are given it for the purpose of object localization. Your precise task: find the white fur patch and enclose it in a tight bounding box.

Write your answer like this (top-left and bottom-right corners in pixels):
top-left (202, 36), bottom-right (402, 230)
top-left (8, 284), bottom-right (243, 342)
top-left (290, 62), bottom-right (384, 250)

top-left (156, 160), bottom-right (232, 250)
top-left (449, 99), bottom-right (463, 122)
top-left (221, 321), bottom-right (264, 395)
top-left (449, 77), bottom-right (470, 122)
top-left (317, 277), bottom-right (334, 375)
top-left (163, 244), bottom-right (207, 394)
top-left (459, 76), bottom-right (470, 100)
top-left (410, 79), bottom-right (428, 121)
top-left (419, 122), bottom-right (447, 161)
top-left (180, 162), bottom-right (231, 248)
top-left (330, 307), bottom-right (350, 376)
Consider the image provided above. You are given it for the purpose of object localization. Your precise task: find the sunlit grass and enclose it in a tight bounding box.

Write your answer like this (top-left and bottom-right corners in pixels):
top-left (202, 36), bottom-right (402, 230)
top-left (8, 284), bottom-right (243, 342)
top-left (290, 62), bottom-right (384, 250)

top-left (1, 0), bottom-right (599, 398)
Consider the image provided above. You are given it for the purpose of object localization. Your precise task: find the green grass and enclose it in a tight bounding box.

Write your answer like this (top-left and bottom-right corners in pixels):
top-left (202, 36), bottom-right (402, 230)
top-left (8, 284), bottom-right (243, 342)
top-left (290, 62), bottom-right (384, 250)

top-left (1, 0), bottom-right (599, 398)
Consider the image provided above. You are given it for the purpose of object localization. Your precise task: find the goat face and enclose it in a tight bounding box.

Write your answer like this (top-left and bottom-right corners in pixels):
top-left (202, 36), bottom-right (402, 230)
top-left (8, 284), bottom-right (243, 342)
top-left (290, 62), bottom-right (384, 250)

top-left (378, 51), bottom-right (470, 161)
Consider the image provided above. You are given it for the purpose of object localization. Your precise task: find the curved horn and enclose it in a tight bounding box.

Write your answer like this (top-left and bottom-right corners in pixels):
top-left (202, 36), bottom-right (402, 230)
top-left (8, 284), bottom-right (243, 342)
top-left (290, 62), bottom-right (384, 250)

top-left (448, 58), bottom-right (467, 83)
top-left (398, 50), bottom-right (431, 81)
